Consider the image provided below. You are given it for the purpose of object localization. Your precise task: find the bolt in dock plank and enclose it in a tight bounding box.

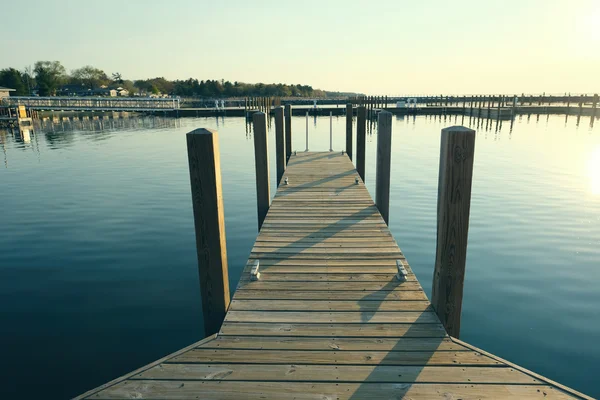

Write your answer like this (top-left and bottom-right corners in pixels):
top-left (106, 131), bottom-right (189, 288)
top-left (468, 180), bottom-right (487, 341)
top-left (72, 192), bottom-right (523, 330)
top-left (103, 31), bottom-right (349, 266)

top-left (75, 151), bottom-right (592, 400)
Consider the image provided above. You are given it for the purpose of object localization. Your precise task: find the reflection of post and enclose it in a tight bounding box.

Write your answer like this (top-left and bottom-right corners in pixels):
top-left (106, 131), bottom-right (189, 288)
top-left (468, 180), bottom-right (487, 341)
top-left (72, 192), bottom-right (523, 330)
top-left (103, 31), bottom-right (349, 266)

top-left (375, 111), bottom-right (392, 225)
top-left (186, 128), bottom-right (231, 337)
top-left (274, 107), bottom-right (285, 186)
top-left (252, 112), bottom-right (270, 229)
top-left (305, 111), bottom-right (309, 151)
top-left (356, 106), bottom-right (367, 182)
top-left (329, 111), bottom-right (333, 151)
top-left (432, 126), bottom-right (476, 339)
top-left (345, 104), bottom-right (353, 160)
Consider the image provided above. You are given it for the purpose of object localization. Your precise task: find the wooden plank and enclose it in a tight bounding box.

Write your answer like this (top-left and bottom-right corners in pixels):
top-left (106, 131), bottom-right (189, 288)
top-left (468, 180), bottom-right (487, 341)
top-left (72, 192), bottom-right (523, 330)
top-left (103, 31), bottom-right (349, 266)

top-left (235, 281), bottom-right (423, 291)
top-left (90, 381), bottom-right (576, 400)
top-left (237, 273), bottom-right (414, 282)
top-left (228, 300), bottom-right (431, 311)
top-left (224, 311), bottom-right (440, 323)
top-left (238, 271), bottom-right (414, 281)
top-left (219, 322), bottom-right (447, 337)
top-left (243, 259), bottom-right (403, 266)
top-left (169, 349), bottom-right (501, 366)
top-left (254, 266), bottom-right (399, 273)
top-left (135, 363), bottom-right (539, 384)
top-left (250, 248), bottom-right (403, 256)
top-left (199, 336), bottom-right (462, 351)
top-left (232, 290), bottom-right (428, 301)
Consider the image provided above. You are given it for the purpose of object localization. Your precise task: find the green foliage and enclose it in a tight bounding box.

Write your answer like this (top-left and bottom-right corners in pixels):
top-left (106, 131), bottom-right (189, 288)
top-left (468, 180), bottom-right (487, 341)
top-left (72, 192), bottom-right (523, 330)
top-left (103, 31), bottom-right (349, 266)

top-left (111, 72), bottom-right (123, 85)
top-left (0, 68), bottom-right (28, 95)
top-left (34, 61), bottom-right (67, 96)
top-left (171, 79), bottom-right (317, 98)
top-left (70, 65), bottom-right (110, 89)
top-left (4, 60), bottom-right (357, 98)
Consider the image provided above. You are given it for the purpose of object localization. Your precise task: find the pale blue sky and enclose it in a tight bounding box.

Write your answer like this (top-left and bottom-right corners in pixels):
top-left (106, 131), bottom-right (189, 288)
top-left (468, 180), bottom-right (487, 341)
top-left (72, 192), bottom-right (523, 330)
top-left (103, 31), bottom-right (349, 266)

top-left (2, 0), bottom-right (598, 94)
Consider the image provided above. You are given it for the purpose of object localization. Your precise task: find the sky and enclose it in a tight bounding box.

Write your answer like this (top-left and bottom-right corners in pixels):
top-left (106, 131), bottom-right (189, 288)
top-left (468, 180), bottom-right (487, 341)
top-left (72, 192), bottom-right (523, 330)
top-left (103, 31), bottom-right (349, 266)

top-left (1, 0), bottom-right (599, 95)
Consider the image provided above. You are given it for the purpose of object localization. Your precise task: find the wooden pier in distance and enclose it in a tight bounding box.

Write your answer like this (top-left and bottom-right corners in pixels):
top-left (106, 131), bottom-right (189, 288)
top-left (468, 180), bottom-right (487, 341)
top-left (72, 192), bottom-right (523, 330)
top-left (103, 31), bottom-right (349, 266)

top-left (75, 109), bottom-right (593, 399)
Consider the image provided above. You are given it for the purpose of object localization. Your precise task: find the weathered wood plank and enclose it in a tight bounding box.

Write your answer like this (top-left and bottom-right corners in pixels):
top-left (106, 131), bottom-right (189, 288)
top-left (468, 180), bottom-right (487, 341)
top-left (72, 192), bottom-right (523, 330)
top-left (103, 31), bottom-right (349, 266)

top-left (224, 311), bottom-right (439, 323)
top-left (232, 290), bottom-right (427, 301)
top-left (170, 349), bottom-right (500, 366)
top-left (219, 322), bottom-right (447, 337)
top-left (235, 281), bottom-right (423, 291)
top-left (237, 272), bottom-right (415, 282)
top-left (199, 336), bottom-right (462, 351)
top-left (90, 381), bottom-right (575, 400)
top-left (229, 300), bottom-right (431, 311)
top-left (135, 363), bottom-right (539, 384)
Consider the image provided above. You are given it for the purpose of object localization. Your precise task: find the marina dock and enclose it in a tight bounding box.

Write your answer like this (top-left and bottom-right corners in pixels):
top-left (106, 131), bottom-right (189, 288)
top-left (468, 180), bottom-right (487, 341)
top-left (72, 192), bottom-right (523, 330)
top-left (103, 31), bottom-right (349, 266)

top-left (74, 107), bottom-right (593, 399)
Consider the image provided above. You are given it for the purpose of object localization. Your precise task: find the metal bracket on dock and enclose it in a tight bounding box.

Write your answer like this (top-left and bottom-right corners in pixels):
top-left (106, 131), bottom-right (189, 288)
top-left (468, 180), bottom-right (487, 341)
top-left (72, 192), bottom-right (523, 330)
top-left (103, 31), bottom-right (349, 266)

top-left (250, 260), bottom-right (261, 281)
top-left (342, 150), bottom-right (345, 155)
top-left (294, 150), bottom-right (297, 156)
top-left (284, 177), bottom-right (289, 185)
top-left (396, 260), bottom-right (408, 281)
top-left (355, 177), bottom-right (359, 185)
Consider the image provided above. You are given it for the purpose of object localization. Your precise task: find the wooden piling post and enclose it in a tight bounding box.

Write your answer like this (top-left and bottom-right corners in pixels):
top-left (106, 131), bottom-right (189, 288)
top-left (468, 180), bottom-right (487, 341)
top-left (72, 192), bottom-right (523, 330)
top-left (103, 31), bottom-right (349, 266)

top-left (593, 93), bottom-right (598, 119)
top-left (252, 112), bottom-right (270, 230)
top-left (186, 128), bottom-right (231, 337)
top-left (285, 104), bottom-right (292, 161)
top-left (274, 106), bottom-right (286, 186)
top-left (356, 106), bottom-right (367, 182)
top-left (431, 126), bottom-right (476, 339)
top-left (346, 104), bottom-right (353, 160)
top-left (375, 111), bottom-right (392, 225)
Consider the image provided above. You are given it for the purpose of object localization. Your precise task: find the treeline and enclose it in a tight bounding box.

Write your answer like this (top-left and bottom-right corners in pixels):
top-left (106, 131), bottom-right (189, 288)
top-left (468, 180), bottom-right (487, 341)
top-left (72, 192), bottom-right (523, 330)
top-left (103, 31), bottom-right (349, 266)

top-left (0, 61), bottom-right (352, 98)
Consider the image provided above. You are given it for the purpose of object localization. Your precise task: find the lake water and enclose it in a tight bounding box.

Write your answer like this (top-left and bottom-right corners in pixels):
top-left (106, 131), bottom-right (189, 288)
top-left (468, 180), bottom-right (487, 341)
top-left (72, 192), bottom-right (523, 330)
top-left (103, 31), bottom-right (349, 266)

top-left (1, 112), bottom-right (599, 399)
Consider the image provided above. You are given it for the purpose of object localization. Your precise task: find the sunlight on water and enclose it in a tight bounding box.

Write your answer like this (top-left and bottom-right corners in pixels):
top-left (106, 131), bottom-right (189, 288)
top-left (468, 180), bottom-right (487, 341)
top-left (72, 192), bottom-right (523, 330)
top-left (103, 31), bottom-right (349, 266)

top-left (589, 146), bottom-right (600, 195)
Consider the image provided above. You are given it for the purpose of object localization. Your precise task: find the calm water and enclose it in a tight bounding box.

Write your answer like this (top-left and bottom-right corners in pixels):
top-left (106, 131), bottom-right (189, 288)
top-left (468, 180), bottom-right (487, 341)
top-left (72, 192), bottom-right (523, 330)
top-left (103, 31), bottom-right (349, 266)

top-left (1, 113), bottom-right (599, 399)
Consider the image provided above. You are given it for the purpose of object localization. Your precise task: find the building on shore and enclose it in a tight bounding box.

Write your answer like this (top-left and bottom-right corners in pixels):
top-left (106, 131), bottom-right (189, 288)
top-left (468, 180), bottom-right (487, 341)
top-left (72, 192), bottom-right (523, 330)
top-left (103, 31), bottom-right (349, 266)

top-left (0, 86), bottom-right (16, 99)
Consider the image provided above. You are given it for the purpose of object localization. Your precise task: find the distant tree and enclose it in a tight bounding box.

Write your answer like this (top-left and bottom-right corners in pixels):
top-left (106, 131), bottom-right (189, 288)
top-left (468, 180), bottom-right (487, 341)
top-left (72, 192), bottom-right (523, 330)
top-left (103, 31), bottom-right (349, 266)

top-left (0, 68), bottom-right (27, 95)
top-left (111, 72), bottom-right (124, 85)
top-left (121, 79), bottom-right (136, 94)
top-left (71, 65), bottom-right (110, 89)
top-left (34, 61), bottom-right (67, 96)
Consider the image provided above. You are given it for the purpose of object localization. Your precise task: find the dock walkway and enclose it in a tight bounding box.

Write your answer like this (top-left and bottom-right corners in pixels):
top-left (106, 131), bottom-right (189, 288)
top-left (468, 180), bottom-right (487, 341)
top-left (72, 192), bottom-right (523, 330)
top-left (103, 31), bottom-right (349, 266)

top-left (76, 152), bottom-right (590, 399)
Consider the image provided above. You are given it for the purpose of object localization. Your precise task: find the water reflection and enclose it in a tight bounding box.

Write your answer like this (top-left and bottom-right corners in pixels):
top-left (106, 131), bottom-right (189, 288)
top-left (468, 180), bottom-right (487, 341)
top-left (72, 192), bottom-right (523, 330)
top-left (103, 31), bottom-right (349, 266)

top-left (590, 146), bottom-right (600, 195)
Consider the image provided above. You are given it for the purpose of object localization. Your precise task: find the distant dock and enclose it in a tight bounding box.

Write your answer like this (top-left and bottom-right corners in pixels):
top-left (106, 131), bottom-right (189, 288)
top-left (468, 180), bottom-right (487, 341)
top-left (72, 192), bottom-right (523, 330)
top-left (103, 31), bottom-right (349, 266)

top-left (2, 93), bottom-right (597, 121)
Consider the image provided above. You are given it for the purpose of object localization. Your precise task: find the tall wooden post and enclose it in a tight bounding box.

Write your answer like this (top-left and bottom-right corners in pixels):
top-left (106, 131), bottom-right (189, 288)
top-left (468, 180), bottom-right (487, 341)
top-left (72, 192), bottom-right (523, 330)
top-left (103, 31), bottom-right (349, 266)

top-left (274, 106), bottom-right (286, 186)
top-left (186, 128), bottom-right (231, 337)
top-left (346, 104), bottom-right (353, 160)
top-left (285, 104), bottom-right (292, 161)
top-left (252, 112), bottom-right (270, 230)
top-left (431, 126), bottom-right (476, 339)
top-left (356, 106), bottom-right (367, 181)
top-left (375, 111), bottom-right (392, 225)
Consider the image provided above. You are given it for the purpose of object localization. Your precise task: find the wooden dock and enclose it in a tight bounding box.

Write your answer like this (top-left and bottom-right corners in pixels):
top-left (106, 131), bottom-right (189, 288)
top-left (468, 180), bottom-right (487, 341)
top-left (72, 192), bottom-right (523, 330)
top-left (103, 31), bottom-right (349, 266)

top-left (75, 149), bottom-right (591, 399)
